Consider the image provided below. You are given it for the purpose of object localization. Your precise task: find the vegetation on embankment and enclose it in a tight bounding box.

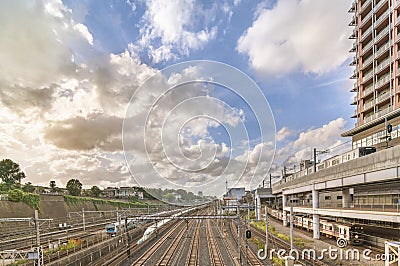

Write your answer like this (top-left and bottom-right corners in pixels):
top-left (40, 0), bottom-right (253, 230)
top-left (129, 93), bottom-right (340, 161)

top-left (63, 195), bottom-right (148, 209)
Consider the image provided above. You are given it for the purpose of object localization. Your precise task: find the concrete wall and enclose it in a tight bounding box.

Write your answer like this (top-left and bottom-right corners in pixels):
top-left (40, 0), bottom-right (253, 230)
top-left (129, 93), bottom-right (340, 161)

top-left (0, 195), bottom-right (129, 219)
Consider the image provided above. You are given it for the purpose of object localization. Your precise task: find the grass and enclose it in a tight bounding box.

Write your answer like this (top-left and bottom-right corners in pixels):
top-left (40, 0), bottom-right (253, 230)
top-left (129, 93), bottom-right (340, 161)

top-left (251, 220), bottom-right (306, 249)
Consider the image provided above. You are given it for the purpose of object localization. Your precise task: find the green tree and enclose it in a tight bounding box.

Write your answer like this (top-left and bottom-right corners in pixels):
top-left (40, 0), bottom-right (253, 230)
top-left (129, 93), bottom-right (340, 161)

top-left (66, 179), bottom-right (82, 196)
top-left (49, 180), bottom-right (57, 192)
top-left (0, 159), bottom-right (26, 188)
top-left (22, 182), bottom-right (35, 193)
top-left (90, 186), bottom-right (101, 197)
top-left (8, 189), bottom-right (24, 202)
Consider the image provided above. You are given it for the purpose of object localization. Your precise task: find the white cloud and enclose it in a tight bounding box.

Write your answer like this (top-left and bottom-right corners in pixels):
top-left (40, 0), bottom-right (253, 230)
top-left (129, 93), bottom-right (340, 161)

top-left (276, 127), bottom-right (294, 142)
top-left (237, 0), bottom-right (353, 76)
top-left (137, 0), bottom-right (218, 63)
top-left (0, 0), bottom-right (94, 88)
top-left (273, 118), bottom-right (348, 169)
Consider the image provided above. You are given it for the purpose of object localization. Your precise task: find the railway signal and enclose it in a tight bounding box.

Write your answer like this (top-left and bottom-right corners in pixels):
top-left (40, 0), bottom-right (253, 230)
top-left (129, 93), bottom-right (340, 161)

top-left (245, 229), bottom-right (251, 239)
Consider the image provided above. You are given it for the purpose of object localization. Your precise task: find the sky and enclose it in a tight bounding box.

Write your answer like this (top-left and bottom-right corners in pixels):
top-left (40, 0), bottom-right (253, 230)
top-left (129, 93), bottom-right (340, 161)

top-left (0, 0), bottom-right (356, 197)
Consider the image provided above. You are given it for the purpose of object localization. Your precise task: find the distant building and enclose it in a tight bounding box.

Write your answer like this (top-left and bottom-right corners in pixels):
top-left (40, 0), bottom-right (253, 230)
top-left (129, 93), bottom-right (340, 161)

top-left (135, 191), bottom-right (144, 200)
top-left (172, 192), bottom-right (182, 200)
top-left (102, 187), bottom-right (117, 198)
top-left (226, 187), bottom-right (246, 201)
top-left (198, 191), bottom-right (203, 197)
top-left (118, 187), bottom-right (135, 198)
top-left (343, 1), bottom-right (400, 149)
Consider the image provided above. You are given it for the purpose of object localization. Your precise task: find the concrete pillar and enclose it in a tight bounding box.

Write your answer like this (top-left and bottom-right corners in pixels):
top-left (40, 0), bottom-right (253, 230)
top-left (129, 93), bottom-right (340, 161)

top-left (342, 188), bottom-right (351, 208)
top-left (312, 189), bottom-right (319, 239)
top-left (256, 196), bottom-right (261, 221)
top-left (282, 194), bottom-right (288, 227)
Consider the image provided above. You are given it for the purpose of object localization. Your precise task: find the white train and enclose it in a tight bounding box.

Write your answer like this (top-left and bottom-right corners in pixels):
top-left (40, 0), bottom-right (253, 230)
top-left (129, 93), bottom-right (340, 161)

top-left (284, 147), bottom-right (376, 183)
top-left (137, 206), bottom-right (199, 244)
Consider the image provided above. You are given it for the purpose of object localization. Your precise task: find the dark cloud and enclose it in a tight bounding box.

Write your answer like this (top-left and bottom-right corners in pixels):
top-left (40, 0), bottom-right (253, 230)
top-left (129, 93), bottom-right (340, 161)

top-left (0, 84), bottom-right (55, 114)
top-left (44, 114), bottom-right (123, 151)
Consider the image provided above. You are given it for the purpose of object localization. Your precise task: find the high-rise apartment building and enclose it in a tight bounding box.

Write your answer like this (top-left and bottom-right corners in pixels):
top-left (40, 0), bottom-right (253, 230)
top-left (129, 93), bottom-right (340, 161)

top-left (342, 0), bottom-right (400, 149)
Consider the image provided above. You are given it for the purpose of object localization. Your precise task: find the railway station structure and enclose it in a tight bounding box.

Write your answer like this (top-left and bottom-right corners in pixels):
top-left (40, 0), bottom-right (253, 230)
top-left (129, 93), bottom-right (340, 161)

top-left (270, 0), bottom-right (400, 242)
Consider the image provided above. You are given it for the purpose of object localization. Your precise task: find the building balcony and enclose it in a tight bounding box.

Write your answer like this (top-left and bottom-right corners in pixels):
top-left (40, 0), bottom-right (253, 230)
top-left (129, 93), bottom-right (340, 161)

top-left (349, 15), bottom-right (357, 26)
top-left (361, 27), bottom-right (372, 41)
top-left (350, 55), bottom-right (358, 66)
top-left (351, 82), bottom-right (359, 92)
top-left (375, 57), bottom-right (391, 75)
top-left (374, 0), bottom-right (388, 13)
top-left (361, 0), bottom-right (372, 13)
top-left (374, 9), bottom-right (390, 28)
top-left (362, 71), bottom-right (374, 84)
top-left (361, 9), bottom-right (373, 27)
top-left (351, 95), bottom-right (359, 105)
top-left (350, 29), bottom-right (358, 39)
top-left (363, 84), bottom-right (374, 97)
top-left (377, 106), bottom-right (394, 117)
top-left (375, 27), bottom-right (390, 44)
top-left (349, 1), bottom-right (356, 13)
top-left (350, 42), bottom-right (357, 52)
top-left (350, 68), bottom-right (359, 79)
top-left (363, 100), bottom-right (375, 111)
top-left (365, 113), bottom-right (376, 123)
top-left (349, 15), bottom-right (357, 27)
top-left (362, 56), bottom-right (373, 69)
top-left (376, 92), bottom-right (391, 104)
top-left (362, 40), bottom-right (373, 54)
top-left (351, 108), bottom-right (360, 118)
top-left (375, 42), bottom-right (390, 59)
top-left (375, 73), bottom-right (391, 90)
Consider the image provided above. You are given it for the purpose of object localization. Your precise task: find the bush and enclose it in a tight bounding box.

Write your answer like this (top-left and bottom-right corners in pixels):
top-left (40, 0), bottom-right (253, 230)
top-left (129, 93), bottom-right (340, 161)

top-left (23, 193), bottom-right (40, 211)
top-left (8, 189), bottom-right (24, 202)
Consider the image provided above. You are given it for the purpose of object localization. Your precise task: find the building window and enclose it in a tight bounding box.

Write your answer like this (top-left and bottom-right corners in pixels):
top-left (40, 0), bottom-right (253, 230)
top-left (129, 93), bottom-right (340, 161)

top-left (337, 196), bottom-right (343, 200)
top-left (325, 196), bottom-right (331, 200)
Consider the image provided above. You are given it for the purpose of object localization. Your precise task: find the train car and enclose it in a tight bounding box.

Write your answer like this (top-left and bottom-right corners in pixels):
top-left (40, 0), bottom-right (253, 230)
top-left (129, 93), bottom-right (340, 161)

top-left (105, 219), bottom-right (138, 236)
top-left (105, 223), bottom-right (120, 236)
top-left (293, 216), bottom-right (303, 228)
top-left (302, 217), bottom-right (313, 231)
top-left (333, 223), bottom-right (364, 246)
top-left (320, 219), bottom-right (334, 237)
top-left (266, 209), bottom-right (364, 246)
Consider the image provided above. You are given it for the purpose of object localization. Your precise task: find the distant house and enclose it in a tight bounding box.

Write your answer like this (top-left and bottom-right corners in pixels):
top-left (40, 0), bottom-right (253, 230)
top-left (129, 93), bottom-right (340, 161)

top-left (172, 192), bottom-right (182, 200)
top-left (118, 187), bottom-right (136, 198)
top-left (135, 191), bottom-right (144, 200)
top-left (102, 187), bottom-right (118, 198)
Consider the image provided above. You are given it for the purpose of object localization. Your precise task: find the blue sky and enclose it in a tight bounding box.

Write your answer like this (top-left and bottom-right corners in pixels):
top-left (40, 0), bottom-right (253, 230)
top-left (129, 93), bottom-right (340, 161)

top-left (0, 0), bottom-right (355, 195)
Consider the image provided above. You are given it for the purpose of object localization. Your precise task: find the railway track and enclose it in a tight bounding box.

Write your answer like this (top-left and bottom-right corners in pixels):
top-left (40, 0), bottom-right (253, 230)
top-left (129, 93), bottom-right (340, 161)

top-left (227, 220), bottom-right (264, 266)
top-left (206, 219), bottom-right (225, 266)
top-left (132, 220), bottom-right (185, 265)
top-left (249, 222), bottom-right (333, 266)
top-left (186, 219), bottom-right (201, 265)
top-left (0, 218), bottom-right (116, 250)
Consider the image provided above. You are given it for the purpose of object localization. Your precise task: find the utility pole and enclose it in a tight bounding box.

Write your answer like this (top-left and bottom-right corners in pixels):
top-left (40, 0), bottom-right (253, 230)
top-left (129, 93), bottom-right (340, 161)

top-left (82, 208), bottom-right (85, 231)
top-left (269, 174), bottom-right (272, 188)
top-left (290, 206), bottom-right (294, 251)
top-left (124, 217), bottom-right (131, 258)
top-left (313, 148), bottom-right (317, 173)
top-left (237, 205), bottom-right (241, 265)
top-left (34, 210), bottom-right (40, 246)
top-left (313, 148), bottom-right (329, 173)
top-left (265, 206), bottom-right (269, 259)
